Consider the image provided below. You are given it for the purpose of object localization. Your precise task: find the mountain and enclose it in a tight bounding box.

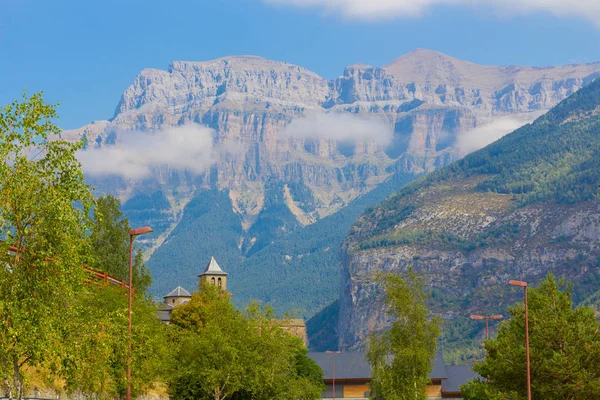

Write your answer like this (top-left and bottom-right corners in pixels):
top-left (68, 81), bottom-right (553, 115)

top-left (338, 77), bottom-right (600, 361)
top-left (61, 50), bottom-right (600, 319)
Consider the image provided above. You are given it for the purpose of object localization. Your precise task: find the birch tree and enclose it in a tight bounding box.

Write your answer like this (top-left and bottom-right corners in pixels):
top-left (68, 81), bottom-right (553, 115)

top-left (0, 92), bottom-right (94, 399)
top-left (367, 270), bottom-right (441, 400)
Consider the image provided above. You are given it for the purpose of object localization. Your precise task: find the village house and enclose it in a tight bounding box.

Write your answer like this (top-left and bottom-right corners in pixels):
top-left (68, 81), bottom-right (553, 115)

top-left (159, 257), bottom-right (308, 346)
top-left (158, 256), bottom-right (227, 324)
top-left (308, 351), bottom-right (476, 400)
top-left (160, 257), bottom-right (474, 398)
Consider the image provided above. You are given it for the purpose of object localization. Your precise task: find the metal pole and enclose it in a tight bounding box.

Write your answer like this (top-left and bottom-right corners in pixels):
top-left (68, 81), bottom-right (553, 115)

top-left (332, 352), bottom-right (336, 400)
top-left (127, 234), bottom-right (133, 400)
top-left (525, 286), bottom-right (531, 400)
top-left (485, 317), bottom-right (489, 340)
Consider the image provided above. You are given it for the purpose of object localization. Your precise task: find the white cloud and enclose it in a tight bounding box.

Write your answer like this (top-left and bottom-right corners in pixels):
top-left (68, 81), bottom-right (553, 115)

top-left (77, 124), bottom-right (217, 179)
top-left (454, 116), bottom-right (532, 156)
top-left (263, 0), bottom-right (600, 25)
top-left (281, 112), bottom-right (393, 145)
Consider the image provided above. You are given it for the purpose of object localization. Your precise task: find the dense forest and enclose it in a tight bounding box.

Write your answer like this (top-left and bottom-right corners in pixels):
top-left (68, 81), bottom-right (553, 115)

top-left (146, 173), bottom-right (417, 318)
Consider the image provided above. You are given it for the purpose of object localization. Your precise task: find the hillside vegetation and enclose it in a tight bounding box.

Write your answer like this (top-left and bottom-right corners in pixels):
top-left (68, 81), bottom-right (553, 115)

top-left (355, 78), bottom-right (600, 250)
top-left (340, 78), bottom-right (600, 362)
top-left (147, 173), bottom-right (417, 318)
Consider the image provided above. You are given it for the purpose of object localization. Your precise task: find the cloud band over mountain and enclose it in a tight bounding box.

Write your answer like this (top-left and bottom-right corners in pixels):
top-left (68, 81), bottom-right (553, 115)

top-left (77, 124), bottom-right (217, 179)
top-left (281, 112), bottom-right (393, 145)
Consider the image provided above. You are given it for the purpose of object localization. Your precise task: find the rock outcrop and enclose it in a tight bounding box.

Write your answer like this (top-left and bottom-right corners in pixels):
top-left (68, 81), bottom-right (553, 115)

top-left (61, 50), bottom-right (600, 309)
top-left (63, 51), bottom-right (600, 232)
top-left (337, 79), bottom-right (600, 352)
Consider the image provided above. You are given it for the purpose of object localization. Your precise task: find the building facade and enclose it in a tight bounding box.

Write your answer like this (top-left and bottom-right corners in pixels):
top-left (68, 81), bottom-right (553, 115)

top-left (308, 352), bottom-right (476, 400)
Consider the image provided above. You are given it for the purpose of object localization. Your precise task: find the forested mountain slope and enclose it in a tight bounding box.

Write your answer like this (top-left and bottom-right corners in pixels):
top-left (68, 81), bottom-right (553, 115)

top-left (339, 78), bottom-right (600, 360)
top-left (60, 50), bottom-right (600, 322)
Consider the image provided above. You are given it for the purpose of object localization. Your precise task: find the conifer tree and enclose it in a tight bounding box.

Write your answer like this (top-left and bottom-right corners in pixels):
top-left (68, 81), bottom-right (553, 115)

top-left (462, 273), bottom-right (600, 400)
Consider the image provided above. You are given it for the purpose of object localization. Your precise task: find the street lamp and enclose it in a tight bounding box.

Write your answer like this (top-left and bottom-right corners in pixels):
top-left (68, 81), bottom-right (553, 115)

top-left (326, 350), bottom-right (341, 400)
top-left (470, 314), bottom-right (504, 340)
top-left (126, 226), bottom-right (153, 400)
top-left (509, 279), bottom-right (531, 400)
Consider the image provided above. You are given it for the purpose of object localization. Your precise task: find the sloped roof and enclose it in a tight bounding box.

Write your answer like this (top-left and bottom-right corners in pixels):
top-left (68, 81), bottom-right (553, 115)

top-left (308, 352), bottom-right (371, 380)
top-left (157, 309), bottom-right (173, 323)
top-left (431, 350), bottom-right (448, 380)
top-left (307, 351), bottom-right (448, 381)
top-left (199, 256), bottom-right (228, 276)
top-left (163, 286), bottom-right (192, 298)
top-left (442, 365), bottom-right (478, 393)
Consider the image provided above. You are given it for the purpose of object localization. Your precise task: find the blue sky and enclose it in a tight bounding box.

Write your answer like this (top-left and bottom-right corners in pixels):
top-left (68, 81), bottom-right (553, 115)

top-left (1, 0), bottom-right (600, 130)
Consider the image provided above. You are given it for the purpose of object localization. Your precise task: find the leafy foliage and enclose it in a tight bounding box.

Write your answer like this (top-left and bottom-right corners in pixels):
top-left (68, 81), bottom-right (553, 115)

top-left (462, 273), bottom-right (600, 400)
top-left (90, 194), bottom-right (152, 295)
top-left (0, 91), bottom-right (94, 399)
top-left (168, 283), bottom-right (324, 400)
top-left (367, 270), bottom-right (441, 400)
top-left (59, 285), bottom-right (169, 399)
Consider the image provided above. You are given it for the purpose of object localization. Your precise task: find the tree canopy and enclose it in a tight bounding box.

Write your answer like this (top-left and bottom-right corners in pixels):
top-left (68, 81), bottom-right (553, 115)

top-left (168, 282), bottom-right (324, 400)
top-left (0, 92), bottom-right (168, 400)
top-left (366, 270), bottom-right (441, 400)
top-left (462, 273), bottom-right (600, 400)
top-left (0, 91), bottom-right (94, 399)
top-left (90, 194), bottom-right (152, 295)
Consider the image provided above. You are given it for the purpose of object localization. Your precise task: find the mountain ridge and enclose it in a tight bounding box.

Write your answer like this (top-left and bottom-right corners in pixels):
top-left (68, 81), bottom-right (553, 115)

top-left (337, 78), bottom-right (600, 359)
top-left (61, 49), bottom-right (600, 321)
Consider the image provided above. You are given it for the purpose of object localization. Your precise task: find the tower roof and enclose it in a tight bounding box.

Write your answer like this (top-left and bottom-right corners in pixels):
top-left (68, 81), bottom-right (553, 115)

top-left (199, 256), bottom-right (228, 277)
top-left (163, 286), bottom-right (192, 298)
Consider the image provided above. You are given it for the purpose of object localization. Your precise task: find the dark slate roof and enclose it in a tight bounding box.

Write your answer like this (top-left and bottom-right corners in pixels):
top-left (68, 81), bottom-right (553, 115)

top-left (431, 350), bottom-right (447, 380)
top-left (163, 286), bottom-right (192, 298)
top-left (308, 352), bottom-right (371, 380)
top-left (199, 257), bottom-right (228, 276)
top-left (442, 365), bottom-right (478, 393)
top-left (156, 304), bottom-right (173, 323)
top-left (308, 351), bottom-right (447, 380)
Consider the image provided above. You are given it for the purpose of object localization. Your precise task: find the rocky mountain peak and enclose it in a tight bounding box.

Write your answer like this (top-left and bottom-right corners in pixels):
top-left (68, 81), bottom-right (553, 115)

top-left (384, 48), bottom-right (497, 88)
top-left (113, 56), bottom-right (329, 121)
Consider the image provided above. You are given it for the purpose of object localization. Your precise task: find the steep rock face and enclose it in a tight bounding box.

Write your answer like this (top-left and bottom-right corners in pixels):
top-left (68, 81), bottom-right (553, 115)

top-left (338, 79), bottom-right (600, 352)
top-left (64, 52), bottom-right (600, 213)
top-left (61, 50), bottom-right (600, 307)
top-left (339, 187), bottom-right (600, 350)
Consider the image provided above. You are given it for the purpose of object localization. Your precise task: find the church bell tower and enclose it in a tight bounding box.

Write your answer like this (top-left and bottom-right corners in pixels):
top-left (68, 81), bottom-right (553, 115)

top-left (198, 256), bottom-right (228, 290)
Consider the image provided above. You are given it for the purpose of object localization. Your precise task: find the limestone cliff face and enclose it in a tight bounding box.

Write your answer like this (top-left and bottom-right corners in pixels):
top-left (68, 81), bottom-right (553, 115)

top-left (339, 189), bottom-right (600, 350)
top-left (337, 77), bottom-right (600, 351)
top-left (62, 50), bottom-right (600, 257)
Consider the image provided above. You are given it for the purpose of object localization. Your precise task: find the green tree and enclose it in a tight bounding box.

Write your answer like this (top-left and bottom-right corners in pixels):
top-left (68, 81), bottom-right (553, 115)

top-left (0, 92), bottom-right (94, 399)
top-left (60, 284), bottom-right (169, 399)
top-left (462, 273), bottom-right (600, 400)
top-left (366, 270), bottom-right (441, 400)
top-left (90, 194), bottom-right (152, 295)
top-left (168, 283), bottom-right (324, 400)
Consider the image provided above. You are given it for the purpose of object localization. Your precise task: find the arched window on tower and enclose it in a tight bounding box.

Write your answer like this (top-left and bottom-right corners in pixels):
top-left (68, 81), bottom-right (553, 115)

top-left (211, 277), bottom-right (215, 285)
top-left (218, 277), bottom-right (222, 288)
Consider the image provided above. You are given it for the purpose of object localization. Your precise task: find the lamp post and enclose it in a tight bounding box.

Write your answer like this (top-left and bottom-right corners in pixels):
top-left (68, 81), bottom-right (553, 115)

top-left (326, 350), bottom-right (341, 400)
top-left (470, 314), bottom-right (504, 340)
top-left (127, 226), bottom-right (153, 400)
top-left (509, 279), bottom-right (531, 400)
